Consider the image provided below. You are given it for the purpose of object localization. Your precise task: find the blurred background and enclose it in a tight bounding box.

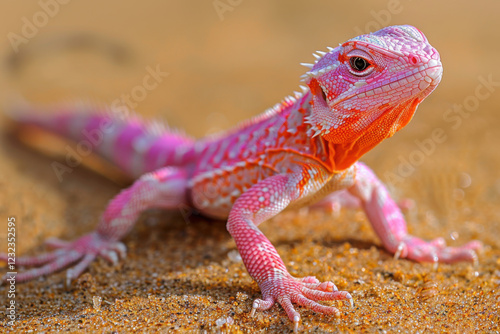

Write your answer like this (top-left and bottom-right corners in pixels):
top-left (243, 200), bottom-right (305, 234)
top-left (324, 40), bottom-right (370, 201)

top-left (0, 1), bottom-right (498, 331)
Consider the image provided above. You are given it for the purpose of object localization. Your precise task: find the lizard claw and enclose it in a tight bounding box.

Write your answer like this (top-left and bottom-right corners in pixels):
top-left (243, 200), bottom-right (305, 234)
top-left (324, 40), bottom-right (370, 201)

top-left (252, 275), bottom-right (351, 330)
top-left (99, 242), bottom-right (127, 265)
top-left (250, 297), bottom-right (274, 317)
top-left (0, 232), bottom-right (126, 283)
top-left (293, 314), bottom-right (300, 333)
top-left (394, 242), bottom-right (405, 260)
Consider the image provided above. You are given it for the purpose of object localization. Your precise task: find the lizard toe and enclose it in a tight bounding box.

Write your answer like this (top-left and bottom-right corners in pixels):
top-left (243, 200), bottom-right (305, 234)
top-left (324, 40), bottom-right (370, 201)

top-left (293, 294), bottom-right (341, 317)
top-left (395, 236), bottom-right (483, 265)
top-left (429, 237), bottom-right (446, 249)
top-left (2, 232), bottom-right (127, 283)
top-left (302, 280), bottom-right (338, 292)
top-left (277, 296), bottom-right (301, 331)
top-left (44, 237), bottom-right (71, 249)
top-left (7, 250), bottom-right (83, 283)
top-left (250, 296), bottom-right (275, 317)
top-left (98, 241), bottom-right (127, 265)
top-left (66, 253), bottom-right (98, 286)
top-left (296, 276), bottom-right (321, 284)
top-left (302, 287), bottom-right (352, 303)
top-left (1, 248), bottom-right (65, 267)
top-left (255, 275), bottom-right (351, 330)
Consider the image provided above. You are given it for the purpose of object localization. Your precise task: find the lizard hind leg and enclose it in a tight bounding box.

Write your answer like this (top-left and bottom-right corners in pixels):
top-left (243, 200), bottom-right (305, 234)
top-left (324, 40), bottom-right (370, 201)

top-left (1, 166), bottom-right (190, 284)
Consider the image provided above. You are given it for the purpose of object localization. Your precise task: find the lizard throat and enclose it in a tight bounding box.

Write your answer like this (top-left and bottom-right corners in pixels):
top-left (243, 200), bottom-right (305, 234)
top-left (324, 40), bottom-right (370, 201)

top-left (308, 97), bottom-right (420, 172)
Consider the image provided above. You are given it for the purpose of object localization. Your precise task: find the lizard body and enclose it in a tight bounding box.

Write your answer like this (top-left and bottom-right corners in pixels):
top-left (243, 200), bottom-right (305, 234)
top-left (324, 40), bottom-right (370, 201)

top-left (1, 25), bottom-right (482, 330)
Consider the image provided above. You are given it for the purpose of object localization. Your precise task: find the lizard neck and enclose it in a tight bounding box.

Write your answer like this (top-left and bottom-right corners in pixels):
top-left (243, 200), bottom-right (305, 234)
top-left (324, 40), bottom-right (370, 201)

top-left (280, 90), bottom-right (413, 173)
top-left (302, 96), bottom-right (420, 172)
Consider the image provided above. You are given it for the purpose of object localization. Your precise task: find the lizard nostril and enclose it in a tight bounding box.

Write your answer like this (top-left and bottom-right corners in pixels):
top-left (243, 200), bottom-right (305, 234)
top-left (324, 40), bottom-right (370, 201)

top-left (409, 55), bottom-right (419, 65)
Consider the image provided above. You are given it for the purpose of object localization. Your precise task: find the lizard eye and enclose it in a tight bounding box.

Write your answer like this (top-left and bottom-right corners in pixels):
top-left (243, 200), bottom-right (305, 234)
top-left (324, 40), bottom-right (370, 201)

top-left (349, 57), bottom-right (370, 72)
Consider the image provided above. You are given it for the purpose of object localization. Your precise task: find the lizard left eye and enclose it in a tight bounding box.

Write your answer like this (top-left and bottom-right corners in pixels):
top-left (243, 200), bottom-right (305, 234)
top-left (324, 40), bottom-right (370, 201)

top-left (349, 57), bottom-right (371, 72)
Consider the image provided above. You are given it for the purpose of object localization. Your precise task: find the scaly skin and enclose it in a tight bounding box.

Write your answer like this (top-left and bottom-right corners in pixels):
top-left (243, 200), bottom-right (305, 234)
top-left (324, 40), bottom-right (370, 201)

top-left (1, 25), bottom-right (482, 330)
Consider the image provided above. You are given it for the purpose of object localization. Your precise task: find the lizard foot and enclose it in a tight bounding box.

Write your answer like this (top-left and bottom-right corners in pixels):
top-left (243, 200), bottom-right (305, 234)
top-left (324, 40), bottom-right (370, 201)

top-left (394, 236), bottom-right (482, 268)
top-left (0, 232), bottom-right (126, 285)
top-left (251, 275), bottom-right (352, 332)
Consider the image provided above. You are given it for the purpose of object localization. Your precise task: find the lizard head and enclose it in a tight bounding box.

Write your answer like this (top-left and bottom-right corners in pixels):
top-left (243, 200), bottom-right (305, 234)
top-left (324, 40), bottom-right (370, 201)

top-left (303, 25), bottom-right (443, 169)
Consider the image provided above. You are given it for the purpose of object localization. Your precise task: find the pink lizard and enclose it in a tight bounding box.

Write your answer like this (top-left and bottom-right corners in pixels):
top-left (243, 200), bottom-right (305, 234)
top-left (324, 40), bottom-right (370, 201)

top-left (1, 25), bottom-right (482, 330)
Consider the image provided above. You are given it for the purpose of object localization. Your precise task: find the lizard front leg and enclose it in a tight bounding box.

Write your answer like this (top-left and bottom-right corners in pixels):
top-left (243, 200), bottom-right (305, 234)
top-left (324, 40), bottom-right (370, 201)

top-left (348, 162), bottom-right (482, 265)
top-left (1, 167), bottom-right (188, 284)
top-left (227, 170), bottom-right (352, 331)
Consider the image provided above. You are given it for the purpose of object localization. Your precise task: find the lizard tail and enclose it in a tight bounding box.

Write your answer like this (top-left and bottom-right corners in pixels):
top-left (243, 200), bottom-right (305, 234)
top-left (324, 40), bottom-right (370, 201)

top-left (6, 100), bottom-right (197, 178)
